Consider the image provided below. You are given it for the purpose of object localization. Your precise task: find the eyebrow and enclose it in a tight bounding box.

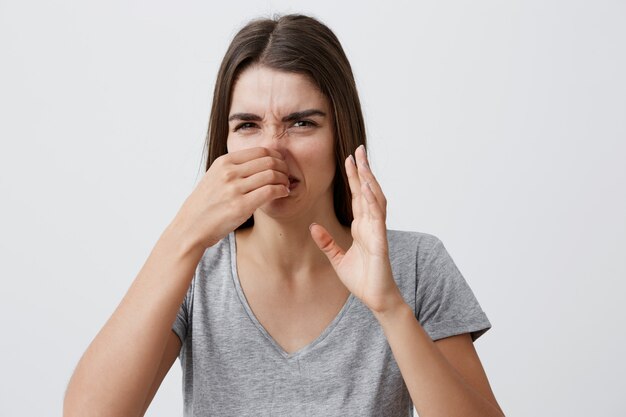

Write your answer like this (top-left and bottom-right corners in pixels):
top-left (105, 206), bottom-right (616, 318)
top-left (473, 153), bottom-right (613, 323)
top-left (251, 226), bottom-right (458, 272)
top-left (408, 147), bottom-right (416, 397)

top-left (228, 109), bottom-right (327, 123)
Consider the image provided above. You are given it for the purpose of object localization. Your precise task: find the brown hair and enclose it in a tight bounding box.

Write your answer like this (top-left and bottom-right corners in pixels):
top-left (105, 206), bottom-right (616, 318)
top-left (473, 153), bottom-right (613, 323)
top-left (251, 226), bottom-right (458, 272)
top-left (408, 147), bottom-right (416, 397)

top-left (202, 13), bottom-right (367, 229)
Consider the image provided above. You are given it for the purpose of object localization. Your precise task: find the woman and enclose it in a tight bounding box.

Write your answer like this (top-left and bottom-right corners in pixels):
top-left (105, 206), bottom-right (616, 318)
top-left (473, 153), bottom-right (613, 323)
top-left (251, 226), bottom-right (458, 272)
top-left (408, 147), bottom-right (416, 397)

top-left (64, 13), bottom-right (505, 417)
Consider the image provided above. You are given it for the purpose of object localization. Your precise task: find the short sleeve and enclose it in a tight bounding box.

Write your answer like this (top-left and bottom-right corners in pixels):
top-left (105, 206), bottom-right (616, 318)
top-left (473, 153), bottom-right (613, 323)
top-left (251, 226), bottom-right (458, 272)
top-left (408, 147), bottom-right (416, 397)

top-left (415, 236), bottom-right (491, 342)
top-left (171, 272), bottom-right (196, 346)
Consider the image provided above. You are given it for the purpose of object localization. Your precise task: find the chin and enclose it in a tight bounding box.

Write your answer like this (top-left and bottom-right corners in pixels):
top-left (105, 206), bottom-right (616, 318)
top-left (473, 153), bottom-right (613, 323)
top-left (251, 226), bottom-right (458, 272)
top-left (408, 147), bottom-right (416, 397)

top-left (257, 194), bottom-right (325, 224)
top-left (256, 185), bottom-right (333, 221)
top-left (256, 195), bottom-right (300, 218)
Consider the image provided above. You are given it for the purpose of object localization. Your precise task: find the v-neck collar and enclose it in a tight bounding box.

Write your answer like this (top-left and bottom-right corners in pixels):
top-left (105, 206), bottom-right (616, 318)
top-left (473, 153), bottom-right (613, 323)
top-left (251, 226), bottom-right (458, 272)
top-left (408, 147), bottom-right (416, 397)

top-left (228, 230), bottom-right (355, 360)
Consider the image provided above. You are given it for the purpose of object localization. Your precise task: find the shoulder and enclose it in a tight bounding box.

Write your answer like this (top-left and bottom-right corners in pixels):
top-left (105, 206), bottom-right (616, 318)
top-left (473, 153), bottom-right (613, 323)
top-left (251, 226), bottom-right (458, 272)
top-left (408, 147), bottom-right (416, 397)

top-left (386, 228), bottom-right (443, 260)
top-left (385, 229), bottom-right (446, 285)
top-left (194, 232), bottom-right (234, 278)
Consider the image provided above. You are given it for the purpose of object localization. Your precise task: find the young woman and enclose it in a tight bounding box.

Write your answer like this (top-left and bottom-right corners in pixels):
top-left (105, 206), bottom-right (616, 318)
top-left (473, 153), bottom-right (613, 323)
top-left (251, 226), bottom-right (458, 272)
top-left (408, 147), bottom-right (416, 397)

top-left (64, 14), bottom-right (505, 417)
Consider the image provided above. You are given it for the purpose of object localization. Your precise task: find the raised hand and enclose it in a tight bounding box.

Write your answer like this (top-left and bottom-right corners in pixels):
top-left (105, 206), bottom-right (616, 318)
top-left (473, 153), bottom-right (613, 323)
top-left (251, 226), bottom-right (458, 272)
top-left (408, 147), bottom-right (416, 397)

top-left (310, 145), bottom-right (404, 314)
top-left (172, 147), bottom-right (290, 249)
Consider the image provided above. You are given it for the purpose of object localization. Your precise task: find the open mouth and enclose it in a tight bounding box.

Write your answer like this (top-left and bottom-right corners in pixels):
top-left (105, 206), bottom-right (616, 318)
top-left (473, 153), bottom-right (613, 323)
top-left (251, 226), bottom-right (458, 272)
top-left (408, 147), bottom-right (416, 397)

top-left (288, 175), bottom-right (300, 190)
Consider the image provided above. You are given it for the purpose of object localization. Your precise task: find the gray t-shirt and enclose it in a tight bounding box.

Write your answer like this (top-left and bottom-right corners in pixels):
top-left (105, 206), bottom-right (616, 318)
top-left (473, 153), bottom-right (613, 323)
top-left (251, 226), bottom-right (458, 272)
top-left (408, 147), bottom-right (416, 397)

top-left (172, 229), bottom-right (491, 416)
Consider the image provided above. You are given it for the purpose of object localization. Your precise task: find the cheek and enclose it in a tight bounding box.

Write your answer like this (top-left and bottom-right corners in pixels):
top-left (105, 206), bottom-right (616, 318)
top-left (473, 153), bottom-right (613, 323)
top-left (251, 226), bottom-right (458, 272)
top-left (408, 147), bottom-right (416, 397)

top-left (226, 135), bottom-right (247, 153)
top-left (306, 144), bottom-right (336, 177)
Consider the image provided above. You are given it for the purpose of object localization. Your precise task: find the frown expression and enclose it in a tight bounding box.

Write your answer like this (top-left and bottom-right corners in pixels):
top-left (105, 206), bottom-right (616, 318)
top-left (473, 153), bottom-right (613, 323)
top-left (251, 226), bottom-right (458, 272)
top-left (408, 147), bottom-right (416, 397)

top-left (226, 65), bottom-right (337, 219)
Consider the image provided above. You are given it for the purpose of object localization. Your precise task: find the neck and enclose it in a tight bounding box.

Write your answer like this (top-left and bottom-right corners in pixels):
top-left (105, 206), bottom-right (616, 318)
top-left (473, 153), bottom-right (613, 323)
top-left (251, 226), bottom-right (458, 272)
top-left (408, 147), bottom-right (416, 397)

top-left (237, 212), bottom-right (351, 279)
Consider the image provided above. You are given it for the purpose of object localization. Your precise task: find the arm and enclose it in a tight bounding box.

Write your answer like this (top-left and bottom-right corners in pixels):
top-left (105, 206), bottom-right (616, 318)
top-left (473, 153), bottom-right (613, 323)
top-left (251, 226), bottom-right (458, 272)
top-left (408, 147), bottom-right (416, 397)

top-left (63, 222), bottom-right (204, 417)
top-left (310, 145), bottom-right (504, 417)
top-left (64, 147), bottom-right (291, 417)
top-left (373, 301), bottom-right (505, 417)
top-left (434, 332), bottom-right (504, 415)
top-left (139, 330), bottom-right (183, 417)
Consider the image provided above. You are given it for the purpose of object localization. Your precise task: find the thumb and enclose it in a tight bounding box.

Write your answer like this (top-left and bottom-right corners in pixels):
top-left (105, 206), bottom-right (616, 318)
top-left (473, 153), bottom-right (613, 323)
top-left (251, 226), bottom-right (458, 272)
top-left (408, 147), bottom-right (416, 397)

top-left (309, 223), bottom-right (345, 268)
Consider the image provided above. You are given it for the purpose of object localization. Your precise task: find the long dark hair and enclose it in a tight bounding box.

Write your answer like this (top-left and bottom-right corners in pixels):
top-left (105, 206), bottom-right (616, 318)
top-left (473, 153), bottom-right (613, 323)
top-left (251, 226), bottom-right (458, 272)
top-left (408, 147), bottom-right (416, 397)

top-left (202, 14), bottom-right (367, 229)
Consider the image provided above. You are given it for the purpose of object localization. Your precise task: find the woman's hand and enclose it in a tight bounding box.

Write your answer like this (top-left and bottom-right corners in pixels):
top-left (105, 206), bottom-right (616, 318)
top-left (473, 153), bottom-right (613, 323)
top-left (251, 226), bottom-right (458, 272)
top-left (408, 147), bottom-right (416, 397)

top-left (310, 144), bottom-right (405, 314)
top-left (171, 147), bottom-right (290, 250)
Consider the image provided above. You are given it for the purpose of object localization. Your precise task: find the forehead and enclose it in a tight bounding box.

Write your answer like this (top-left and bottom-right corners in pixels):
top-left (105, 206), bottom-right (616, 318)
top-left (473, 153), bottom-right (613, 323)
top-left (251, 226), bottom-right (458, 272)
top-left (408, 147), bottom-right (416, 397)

top-left (229, 65), bottom-right (329, 116)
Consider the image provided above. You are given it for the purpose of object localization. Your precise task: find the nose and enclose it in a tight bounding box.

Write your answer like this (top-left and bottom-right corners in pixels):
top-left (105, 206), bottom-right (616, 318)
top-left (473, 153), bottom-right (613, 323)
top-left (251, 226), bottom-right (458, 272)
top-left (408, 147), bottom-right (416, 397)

top-left (260, 126), bottom-right (289, 154)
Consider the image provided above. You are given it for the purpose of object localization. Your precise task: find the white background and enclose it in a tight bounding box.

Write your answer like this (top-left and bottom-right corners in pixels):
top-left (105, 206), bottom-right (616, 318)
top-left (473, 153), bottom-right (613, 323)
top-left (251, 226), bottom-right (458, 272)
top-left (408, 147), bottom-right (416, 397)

top-left (1, 1), bottom-right (625, 416)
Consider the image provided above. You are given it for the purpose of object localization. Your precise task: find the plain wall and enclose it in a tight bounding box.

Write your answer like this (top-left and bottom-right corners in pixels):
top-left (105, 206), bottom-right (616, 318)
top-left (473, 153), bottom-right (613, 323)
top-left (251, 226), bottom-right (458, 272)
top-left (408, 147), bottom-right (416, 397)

top-left (1, 1), bottom-right (624, 416)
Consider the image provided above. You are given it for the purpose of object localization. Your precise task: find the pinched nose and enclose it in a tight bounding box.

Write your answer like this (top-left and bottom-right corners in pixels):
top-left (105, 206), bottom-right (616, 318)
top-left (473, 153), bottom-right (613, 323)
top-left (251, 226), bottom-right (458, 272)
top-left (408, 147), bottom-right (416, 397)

top-left (273, 128), bottom-right (289, 140)
top-left (260, 128), bottom-right (290, 157)
top-left (266, 126), bottom-right (289, 142)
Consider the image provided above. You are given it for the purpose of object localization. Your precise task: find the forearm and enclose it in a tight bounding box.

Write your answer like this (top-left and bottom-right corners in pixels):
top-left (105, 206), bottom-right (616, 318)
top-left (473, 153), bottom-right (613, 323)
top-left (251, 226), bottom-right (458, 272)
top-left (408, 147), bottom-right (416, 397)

top-left (64, 220), bottom-right (205, 417)
top-left (374, 302), bottom-right (504, 417)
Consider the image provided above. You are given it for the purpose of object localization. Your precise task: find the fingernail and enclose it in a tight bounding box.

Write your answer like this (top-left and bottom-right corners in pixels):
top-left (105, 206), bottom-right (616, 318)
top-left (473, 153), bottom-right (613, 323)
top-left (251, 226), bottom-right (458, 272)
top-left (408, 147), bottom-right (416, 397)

top-left (309, 222), bottom-right (317, 231)
top-left (349, 154), bottom-right (356, 165)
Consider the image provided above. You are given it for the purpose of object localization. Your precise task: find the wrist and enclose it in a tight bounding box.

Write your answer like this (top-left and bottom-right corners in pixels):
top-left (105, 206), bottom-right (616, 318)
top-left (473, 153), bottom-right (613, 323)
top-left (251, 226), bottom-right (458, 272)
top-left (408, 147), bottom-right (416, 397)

top-left (162, 215), bottom-right (209, 258)
top-left (372, 295), bottom-right (412, 325)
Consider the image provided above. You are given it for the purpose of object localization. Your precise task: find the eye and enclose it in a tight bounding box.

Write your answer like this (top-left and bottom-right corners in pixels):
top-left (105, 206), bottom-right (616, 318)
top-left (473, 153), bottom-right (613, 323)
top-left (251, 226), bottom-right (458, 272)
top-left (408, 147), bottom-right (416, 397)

top-left (291, 120), bottom-right (318, 128)
top-left (233, 122), bottom-right (258, 132)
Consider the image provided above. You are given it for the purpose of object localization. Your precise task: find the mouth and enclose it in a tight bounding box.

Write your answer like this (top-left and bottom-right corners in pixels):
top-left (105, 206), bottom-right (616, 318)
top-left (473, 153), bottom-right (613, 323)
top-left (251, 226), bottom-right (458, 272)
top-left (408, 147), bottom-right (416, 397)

top-left (288, 175), bottom-right (300, 190)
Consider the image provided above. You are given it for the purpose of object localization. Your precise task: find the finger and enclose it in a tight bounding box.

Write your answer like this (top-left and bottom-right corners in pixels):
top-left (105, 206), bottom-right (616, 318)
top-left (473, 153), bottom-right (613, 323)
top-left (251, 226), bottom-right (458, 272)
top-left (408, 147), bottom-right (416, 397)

top-left (225, 147), bottom-right (285, 164)
top-left (236, 155), bottom-right (289, 179)
top-left (242, 183), bottom-right (290, 210)
top-left (354, 147), bottom-right (373, 221)
top-left (238, 169), bottom-right (289, 194)
top-left (354, 145), bottom-right (387, 216)
top-left (359, 180), bottom-right (372, 221)
top-left (362, 180), bottom-right (385, 221)
top-left (309, 223), bottom-right (345, 269)
top-left (345, 154), bottom-right (362, 219)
